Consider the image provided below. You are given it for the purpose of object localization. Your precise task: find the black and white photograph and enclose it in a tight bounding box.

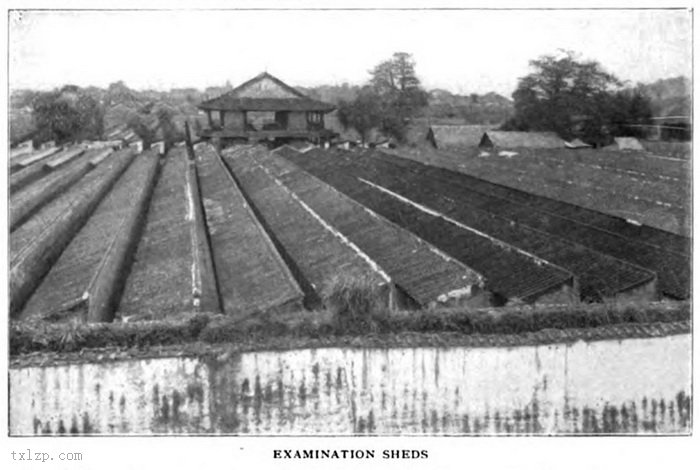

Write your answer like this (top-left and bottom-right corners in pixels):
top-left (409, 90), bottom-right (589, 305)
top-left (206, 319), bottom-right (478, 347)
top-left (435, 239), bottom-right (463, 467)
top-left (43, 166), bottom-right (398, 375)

top-left (2, 2), bottom-right (695, 468)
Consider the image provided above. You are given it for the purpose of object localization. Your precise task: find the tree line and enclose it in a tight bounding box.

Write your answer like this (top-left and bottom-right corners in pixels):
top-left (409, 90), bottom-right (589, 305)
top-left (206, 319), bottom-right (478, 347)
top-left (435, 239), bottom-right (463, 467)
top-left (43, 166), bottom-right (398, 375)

top-left (15, 51), bottom-right (661, 149)
top-left (337, 50), bottom-right (657, 146)
top-left (503, 50), bottom-right (654, 146)
top-left (13, 82), bottom-right (184, 149)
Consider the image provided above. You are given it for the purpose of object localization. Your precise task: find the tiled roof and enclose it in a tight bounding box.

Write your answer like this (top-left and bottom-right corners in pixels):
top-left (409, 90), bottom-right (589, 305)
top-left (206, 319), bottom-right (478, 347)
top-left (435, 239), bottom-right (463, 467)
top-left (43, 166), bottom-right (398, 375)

top-left (480, 131), bottom-right (566, 148)
top-left (281, 147), bottom-right (577, 303)
top-left (199, 96), bottom-right (335, 112)
top-left (258, 150), bottom-right (487, 307)
top-left (429, 125), bottom-right (494, 148)
top-left (221, 146), bottom-right (389, 308)
top-left (199, 72), bottom-right (335, 112)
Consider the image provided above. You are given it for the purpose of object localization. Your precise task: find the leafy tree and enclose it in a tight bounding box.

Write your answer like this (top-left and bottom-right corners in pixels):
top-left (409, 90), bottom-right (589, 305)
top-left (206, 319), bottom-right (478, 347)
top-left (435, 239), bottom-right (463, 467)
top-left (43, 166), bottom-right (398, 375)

top-left (607, 89), bottom-right (653, 138)
top-left (155, 105), bottom-right (185, 150)
top-left (31, 86), bottom-right (104, 144)
top-left (367, 52), bottom-right (428, 141)
top-left (11, 89), bottom-right (40, 109)
top-left (505, 51), bottom-right (652, 145)
top-left (126, 112), bottom-right (156, 149)
top-left (338, 52), bottom-right (427, 142)
top-left (337, 87), bottom-right (382, 143)
top-left (369, 52), bottom-right (426, 104)
top-left (106, 80), bottom-right (138, 106)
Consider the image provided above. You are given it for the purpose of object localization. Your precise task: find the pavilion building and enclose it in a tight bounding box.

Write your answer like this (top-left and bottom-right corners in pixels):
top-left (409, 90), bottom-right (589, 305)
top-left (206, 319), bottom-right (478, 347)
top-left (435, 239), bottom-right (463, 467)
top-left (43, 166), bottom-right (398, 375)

top-left (197, 72), bottom-right (337, 147)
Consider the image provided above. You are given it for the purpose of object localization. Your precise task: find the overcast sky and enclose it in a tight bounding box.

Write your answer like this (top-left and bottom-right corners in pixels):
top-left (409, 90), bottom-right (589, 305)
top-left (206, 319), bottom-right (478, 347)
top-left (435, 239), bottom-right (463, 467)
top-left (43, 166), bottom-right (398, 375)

top-left (9, 9), bottom-right (692, 96)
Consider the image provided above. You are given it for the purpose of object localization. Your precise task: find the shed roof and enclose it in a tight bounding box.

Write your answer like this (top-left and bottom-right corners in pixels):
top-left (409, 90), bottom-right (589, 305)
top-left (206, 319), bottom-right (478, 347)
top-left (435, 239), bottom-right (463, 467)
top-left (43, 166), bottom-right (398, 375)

top-left (479, 131), bottom-right (566, 149)
top-left (264, 149), bottom-right (485, 306)
top-left (280, 148), bottom-right (576, 303)
top-left (610, 137), bottom-right (645, 151)
top-left (565, 138), bottom-right (592, 149)
top-left (194, 144), bottom-right (305, 315)
top-left (428, 125), bottom-right (493, 148)
top-left (199, 72), bottom-right (335, 112)
top-left (221, 146), bottom-right (390, 307)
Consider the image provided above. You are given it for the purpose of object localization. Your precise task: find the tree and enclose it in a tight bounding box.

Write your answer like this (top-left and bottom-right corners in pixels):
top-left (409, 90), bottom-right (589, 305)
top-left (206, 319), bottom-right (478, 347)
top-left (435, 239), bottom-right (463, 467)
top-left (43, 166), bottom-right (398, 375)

top-left (607, 88), bottom-right (653, 139)
top-left (367, 52), bottom-right (428, 141)
top-left (369, 53), bottom-right (425, 101)
top-left (31, 86), bottom-right (104, 145)
top-left (337, 87), bottom-right (382, 143)
top-left (337, 51), bottom-right (429, 143)
top-left (106, 80), bottom-right (138, 106)
top-left (505, 51), bottom-right (653, 145)
top-left (155, 105), bottom-right (185, 150)
top-left (126, 112), bottom-right (156, 149)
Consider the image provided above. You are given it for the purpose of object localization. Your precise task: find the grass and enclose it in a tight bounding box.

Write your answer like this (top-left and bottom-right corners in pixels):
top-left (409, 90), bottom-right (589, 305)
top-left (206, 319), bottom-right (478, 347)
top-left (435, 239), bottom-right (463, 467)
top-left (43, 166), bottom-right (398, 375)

top-left (321, 271), bottom-right (388, 334)
top-left (10, 300), bottom-right (690, 356)
top-left (641, 141), bottom-right (691, 160)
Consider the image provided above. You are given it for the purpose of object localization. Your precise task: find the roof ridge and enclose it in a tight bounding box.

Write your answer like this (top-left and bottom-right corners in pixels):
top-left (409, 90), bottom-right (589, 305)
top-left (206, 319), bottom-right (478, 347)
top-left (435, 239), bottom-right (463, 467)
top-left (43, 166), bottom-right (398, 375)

top-left (228, 71), bottom-right (307, 99)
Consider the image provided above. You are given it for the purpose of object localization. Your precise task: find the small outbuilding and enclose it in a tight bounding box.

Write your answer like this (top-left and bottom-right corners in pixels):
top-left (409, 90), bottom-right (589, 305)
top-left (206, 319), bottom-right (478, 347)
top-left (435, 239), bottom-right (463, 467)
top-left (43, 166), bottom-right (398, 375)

top-left (604, 137), bottom-right (645, 151)
top-left (427, 125), bottom-right (493, 149)
top-left (478, 131), bottom-right (566, 149)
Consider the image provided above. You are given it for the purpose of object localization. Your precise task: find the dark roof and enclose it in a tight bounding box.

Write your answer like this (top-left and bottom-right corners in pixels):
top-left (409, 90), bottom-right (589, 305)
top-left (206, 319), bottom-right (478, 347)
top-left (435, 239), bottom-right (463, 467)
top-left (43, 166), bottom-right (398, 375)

top-left (281, 147), bottom-right (577, 303)
top-left (118, 148), bottom-right (195, 317)
top-left (20, 151), bottom-right (158, 320)
top-left (257, 150), bottom-right (486, 306)
top-left (428, 125), bottom-right (494, 148)
top-left (480, 131), bottom-right (566, 148)
top-left (193, 144), bottom-right (305, 314)
top-left (368, 151), bottom-right (661, 297)
top-left (221, 146), bottom-right (390, 308)
top-left (200, 97), bottom-right (335, 112)
top-left (370, 151), bottom-right (688, 300)
top-left (199, 72), bottom-right (335, 112)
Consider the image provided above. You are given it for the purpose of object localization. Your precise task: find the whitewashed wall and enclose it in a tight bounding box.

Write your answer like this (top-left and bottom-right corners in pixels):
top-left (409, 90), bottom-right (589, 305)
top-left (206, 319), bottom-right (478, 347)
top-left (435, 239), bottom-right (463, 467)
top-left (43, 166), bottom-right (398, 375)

top-left (10, 335), bottom-right (691, 435)
top-left (10, 358), bottom-right (211, 435)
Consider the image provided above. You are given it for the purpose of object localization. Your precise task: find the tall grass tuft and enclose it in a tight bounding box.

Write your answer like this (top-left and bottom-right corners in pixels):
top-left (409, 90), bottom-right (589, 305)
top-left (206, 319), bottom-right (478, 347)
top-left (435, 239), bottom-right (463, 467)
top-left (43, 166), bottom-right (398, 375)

top-left (322, 272), bottom-right (387, 334)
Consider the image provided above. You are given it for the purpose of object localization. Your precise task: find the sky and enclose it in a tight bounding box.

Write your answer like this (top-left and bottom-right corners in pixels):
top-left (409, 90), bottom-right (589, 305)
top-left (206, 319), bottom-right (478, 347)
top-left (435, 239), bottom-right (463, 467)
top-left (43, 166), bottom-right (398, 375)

top-left (8, 9), bottom-right (692, 96)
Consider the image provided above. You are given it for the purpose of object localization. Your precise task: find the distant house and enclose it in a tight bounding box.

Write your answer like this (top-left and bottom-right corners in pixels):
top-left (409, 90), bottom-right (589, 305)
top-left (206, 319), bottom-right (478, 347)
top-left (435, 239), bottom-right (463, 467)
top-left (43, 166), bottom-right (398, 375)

top-left (197, 72), bottom-right (337, 147)
top-left (426, 125), bottom-right (493, 149)
top-left (478, 131), bottom-right (566, 149)
top-left (604, 137), bottom-right (645, 151)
